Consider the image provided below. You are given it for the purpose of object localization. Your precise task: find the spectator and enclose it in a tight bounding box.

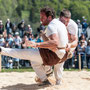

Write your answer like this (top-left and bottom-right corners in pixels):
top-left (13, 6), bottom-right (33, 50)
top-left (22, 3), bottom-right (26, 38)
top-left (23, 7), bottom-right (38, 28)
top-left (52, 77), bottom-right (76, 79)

top-left (4, 40), bottom-right (13, 69)
top-left (21, 35), bottom-right (31, 67)
top-left (85, 40), bottom-right (90, 69)
top-left (77, 19), bottom-right (82, 38)
top-left (0, 20), bottom-right (4, 34)
top-left (36, 33), bottom-right (43, 43)
top-left (17, 20), bottom-right (26, 37)
top-left (0, 34), bottom-right (5, 46)
top-left (31, 34), bottom-right (37, 42)
top-left (86, 23), bottom-right (90, 40)
top-left (6, 33), bottom-right (13, 48)
top-left (13, 32), bottom-right (22, 48)
top-left (27, 24), bottom-right (32, 34)
top-left (79, 33), bottom-right (87, 46)
top-left (81, 17), bottom-right (88, 37)
top-left (28, 34), bottom-right (33, 41)
top-left (5, 19), bottom-right (13, 35)
top-left (12, 23), bottom-right (17, 35)
top-left (3, 30), bottom-right (7, 39)
top-left (13, 32), bottom-right (22, 68)
top-left (0, 34), bottom-right (6, 68)
top-left (78, 40), bottom-right (86, 69)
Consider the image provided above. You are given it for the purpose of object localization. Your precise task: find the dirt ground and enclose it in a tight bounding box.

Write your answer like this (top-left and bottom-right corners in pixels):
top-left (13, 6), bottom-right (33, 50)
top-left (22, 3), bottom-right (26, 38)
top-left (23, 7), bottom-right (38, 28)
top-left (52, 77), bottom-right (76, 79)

top-left (0, 71), bottom-right (90, 90)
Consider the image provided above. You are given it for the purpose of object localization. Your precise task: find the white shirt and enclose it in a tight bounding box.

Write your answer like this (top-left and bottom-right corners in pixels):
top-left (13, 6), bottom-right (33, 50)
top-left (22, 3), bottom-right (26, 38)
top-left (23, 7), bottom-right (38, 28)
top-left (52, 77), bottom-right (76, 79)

top-left (0, 38), bottom-right (4, 46)
top-left (46, 19), bottom-right (68, 59)
top-left (14, 36), bottom-right (22, 46)
top-left (67, 19), bottom-right (78, 37)
top-left (67, 19), bottom-right (78, 52)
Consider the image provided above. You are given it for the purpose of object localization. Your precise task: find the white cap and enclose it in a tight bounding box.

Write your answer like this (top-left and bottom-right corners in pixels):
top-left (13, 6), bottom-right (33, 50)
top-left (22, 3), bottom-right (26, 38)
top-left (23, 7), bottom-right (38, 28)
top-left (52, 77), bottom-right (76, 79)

top-left (77, 19), bottom-right (80, 23)
top-left (0, 20), bottom-right (2, 23)
top-left (15, 32), bottom-right (19, 35)
top-left (7, 18), bottom-right (10, 21)
top-left (82, 16), bottom-right (85, 19)
top-left (28, 25), bottom-right (31, 27)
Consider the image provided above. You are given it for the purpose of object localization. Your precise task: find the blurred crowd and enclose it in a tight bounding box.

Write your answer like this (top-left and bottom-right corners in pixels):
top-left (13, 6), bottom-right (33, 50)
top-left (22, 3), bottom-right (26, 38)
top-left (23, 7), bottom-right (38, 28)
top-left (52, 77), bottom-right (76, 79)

top-left (0, 18), bottom-right (43, 69)
top-left (0, 16), bottom-right (90, 69)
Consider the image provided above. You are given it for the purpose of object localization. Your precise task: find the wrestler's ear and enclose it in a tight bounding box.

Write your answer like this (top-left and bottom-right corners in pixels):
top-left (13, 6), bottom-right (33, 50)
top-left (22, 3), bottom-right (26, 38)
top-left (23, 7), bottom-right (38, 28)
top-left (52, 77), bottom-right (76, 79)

top-left (48, 16), bottom-right (52, 21)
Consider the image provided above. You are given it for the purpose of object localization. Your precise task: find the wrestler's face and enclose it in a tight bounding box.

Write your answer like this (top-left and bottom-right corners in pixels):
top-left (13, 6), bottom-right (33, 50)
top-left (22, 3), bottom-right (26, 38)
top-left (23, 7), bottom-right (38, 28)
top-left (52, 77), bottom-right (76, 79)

top-left (60, 16), bottom-right (70, 26)
top-left (40, 12), bottom-right (50, 26)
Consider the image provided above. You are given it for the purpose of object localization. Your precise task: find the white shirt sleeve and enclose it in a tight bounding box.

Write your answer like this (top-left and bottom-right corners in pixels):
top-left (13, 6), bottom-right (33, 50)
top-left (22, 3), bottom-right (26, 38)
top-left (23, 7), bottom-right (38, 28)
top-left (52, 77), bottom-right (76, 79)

top-left (67, 19), bottom-right (78, 36)
top-left (46, 24), bottom-right (57, 37)
top-left (67, 25), bottom-right (78, 36)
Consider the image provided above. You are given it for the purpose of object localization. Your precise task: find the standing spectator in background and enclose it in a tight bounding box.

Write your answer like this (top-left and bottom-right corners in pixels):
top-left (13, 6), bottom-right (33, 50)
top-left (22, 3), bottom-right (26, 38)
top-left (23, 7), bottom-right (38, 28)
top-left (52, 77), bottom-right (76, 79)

top-left (85, 40), bottom-right (90, 69)
top-left (79, 33), bottom-right (87, 46)
top-left (0, 20), bottom-right (4, 34)
top-left (81, 16), bottom-right (88, 37)
top-left (27, 24), bottom-right (32, 34)
top-left (24, 24), bottom-right (33, 37)
top-left (78, 40), bottom-right (86, 69)
top-left (13, 32), bottom-right (22, 68)
top-left (17, 20), bottom-right (26, 38)
top-left (86, 23), bottom-right (90, 40)
top-left (13, 32), bottom-right (22, 49)
top-left (0, 34), bottom-right (7, 68)
top-left (4, 39), bottom-right (13, 69)
top-left (5, 19), bottom-right (13, 35)
top-left (77, 19), bottom-right (82, 39)
top-left (22, 35), bottom-right (28, 49)
top-left (0, 34), bottom-right (5, 46)
top-left (12, 23), bottom-right (17, 36)
top-left (6, 33), bottom-right (13, 48)
top-left (21, 35), bottom-right (30, 67)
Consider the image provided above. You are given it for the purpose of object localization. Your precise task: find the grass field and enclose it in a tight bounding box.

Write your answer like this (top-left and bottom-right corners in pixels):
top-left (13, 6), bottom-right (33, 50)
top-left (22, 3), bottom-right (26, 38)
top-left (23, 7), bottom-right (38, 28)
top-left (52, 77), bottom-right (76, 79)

top-left (1, 67), bottom-right (90, 72)
top-left (1, 67), bottom-right (34, 72)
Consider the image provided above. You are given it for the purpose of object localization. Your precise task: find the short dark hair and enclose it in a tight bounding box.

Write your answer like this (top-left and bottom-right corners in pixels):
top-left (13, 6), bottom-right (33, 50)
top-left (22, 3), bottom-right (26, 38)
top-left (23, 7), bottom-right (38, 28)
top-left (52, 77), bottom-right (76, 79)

top-left (60, 9), bottom-right (71, 18)
top-left (40, 6), bottom-right (56, 19)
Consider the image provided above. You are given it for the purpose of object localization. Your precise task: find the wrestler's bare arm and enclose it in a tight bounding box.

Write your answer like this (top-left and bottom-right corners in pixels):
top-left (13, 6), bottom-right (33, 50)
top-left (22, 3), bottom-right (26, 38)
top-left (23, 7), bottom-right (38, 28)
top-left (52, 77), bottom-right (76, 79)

top-left (25, 33), bottom-right (59, 51)
top-left (40, 30), bottom-right (49, 41)
top-left (69, 34), bottom-right (78, 48)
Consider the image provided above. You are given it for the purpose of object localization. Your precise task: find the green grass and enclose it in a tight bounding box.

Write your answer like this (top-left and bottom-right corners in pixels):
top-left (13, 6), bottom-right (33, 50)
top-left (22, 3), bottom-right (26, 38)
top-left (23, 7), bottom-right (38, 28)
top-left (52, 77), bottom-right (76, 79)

top-left (0, 67), bottom-right (90, 72)
top-left (1, 67), bottom-right (34, 72)
top-left (64, 68), bottom-right (90, 71)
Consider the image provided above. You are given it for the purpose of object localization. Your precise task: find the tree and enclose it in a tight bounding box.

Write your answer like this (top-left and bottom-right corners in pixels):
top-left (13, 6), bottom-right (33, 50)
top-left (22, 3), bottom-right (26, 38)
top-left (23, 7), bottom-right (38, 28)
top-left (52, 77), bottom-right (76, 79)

top-left (69, 1), bottom-right (89, 22)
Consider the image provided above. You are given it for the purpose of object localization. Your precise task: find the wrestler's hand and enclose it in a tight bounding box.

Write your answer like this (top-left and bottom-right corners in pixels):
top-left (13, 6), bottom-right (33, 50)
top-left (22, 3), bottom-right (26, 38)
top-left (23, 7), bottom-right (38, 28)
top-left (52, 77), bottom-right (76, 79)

top-left (25, 39), bottom-right (37, 48)
top-left (66, 43), bottom-right (71, 52)
top-left (48, 47), bottom-right (58, 52)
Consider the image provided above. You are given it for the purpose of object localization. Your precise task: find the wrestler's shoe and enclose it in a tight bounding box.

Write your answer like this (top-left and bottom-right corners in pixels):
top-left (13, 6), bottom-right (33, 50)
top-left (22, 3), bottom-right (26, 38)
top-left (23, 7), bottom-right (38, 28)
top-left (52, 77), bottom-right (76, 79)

top-left (35, 71), bottom-right (56, 85)
top-left (35, 71), bottom-right (53, 83)
top-left (38, 79), bottom-right (51, 86)
top-left (35, 76), bottom-right (42, 83)
top-left (56, 80), bottom-right (62, 85)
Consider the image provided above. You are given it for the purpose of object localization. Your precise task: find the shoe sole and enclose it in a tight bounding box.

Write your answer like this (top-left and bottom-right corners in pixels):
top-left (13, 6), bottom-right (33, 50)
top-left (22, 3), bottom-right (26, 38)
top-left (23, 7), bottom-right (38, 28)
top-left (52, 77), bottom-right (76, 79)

top-left (35, 76), bottom-right (56, 85)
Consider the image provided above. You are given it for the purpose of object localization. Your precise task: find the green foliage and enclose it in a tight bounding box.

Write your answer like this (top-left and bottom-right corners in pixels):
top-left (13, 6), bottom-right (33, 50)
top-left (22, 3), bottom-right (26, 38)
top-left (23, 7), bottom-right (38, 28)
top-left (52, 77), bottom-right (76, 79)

top-left (69, 1), bottom-right (89, 21)
top-left (0, 0), bottom-right (90, 33)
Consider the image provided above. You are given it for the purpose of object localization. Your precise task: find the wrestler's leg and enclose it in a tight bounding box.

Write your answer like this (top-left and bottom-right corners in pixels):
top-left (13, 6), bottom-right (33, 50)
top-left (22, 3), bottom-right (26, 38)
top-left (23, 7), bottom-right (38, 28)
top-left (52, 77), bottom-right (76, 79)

top-left (31, 62), bottom-right (55, 85)
top-left (54, 62), bottom-right (64, 85)
top-left (31, 61), bottom-right (47, 82)
top-left (44, 65), bottom-right (53, 76)
top-left (1, 47), bottom-right (43, 64)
